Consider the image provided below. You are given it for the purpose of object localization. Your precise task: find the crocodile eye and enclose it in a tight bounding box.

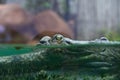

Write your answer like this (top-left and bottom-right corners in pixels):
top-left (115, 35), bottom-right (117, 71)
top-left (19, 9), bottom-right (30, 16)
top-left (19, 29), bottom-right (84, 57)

top-left (40, 41), bottom-right (46, 44)
top-left (56, 37), bottom-right (60, 40)
top-left (60, 37), bottom-right (62, 40)
top-left (56, 36), bottom-right (62, 40)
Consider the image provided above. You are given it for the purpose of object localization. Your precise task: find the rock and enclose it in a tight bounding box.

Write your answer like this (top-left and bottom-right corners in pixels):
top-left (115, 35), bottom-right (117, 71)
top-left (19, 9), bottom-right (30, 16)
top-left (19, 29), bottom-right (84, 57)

top-left (32, 10), bottom-right (74, 43)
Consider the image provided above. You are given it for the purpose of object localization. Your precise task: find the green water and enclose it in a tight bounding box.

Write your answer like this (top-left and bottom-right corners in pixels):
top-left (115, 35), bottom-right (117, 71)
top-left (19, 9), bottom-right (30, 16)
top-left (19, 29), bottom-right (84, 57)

top-left (0, 44), bottom-right (33, 56)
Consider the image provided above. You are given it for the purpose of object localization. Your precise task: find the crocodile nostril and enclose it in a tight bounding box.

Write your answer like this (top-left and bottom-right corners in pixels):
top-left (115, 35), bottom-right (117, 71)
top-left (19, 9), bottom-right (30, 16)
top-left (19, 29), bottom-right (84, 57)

top-left (65, 40), bottom-right (71, 44)
top-left (100, 37), bottom-right (108, 41)
top-left (40, 41), bottom-right (46, 44)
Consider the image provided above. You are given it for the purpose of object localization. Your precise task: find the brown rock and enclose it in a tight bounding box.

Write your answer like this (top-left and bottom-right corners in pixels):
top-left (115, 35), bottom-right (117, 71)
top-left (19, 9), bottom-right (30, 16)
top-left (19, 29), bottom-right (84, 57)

top-left (33, 10), bottom-right (74, 43)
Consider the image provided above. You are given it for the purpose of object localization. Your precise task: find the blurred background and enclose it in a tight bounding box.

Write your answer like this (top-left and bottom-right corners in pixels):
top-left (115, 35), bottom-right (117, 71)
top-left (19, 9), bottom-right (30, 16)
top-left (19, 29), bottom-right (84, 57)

top-left (0, 0), bottom-right (120, 44)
